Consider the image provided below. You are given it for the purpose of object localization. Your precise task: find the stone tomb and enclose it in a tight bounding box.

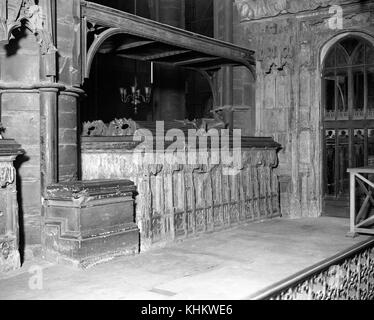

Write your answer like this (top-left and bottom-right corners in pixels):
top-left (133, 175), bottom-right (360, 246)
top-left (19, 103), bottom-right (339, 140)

top-left (42, 180), bottom-right (139, 268)
top-left (81, 121), bottom-right (281, 251)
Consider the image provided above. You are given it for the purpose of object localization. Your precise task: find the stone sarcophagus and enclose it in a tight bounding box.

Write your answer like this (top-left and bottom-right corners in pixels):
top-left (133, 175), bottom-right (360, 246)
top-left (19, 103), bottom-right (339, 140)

top-left (42, 180), bottom-right (139, 268)
top-left (0, 139), bottom-right (24, 273)
top-left (81, 121), bottom-right (281, 251)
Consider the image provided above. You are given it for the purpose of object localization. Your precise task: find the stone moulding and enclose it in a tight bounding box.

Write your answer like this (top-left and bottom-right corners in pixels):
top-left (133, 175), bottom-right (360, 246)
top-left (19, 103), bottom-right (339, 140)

top-left (42, 179), bottom-right (139, 269)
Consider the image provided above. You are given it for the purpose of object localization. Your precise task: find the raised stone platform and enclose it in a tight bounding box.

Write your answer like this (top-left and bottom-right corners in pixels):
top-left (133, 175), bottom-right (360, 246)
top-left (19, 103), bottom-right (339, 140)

top-left (42, 180), bottom-right (139, 268)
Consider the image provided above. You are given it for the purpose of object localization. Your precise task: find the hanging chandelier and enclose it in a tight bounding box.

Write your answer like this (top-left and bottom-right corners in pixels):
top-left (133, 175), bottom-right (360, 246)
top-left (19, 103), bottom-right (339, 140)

top-left (119, 76), bottom-right (152, 115)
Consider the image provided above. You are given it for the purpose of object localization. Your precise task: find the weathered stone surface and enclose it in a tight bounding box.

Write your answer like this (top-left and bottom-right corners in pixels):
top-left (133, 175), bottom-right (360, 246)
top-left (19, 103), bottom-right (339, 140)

top-left (59, 129), bottom-right (77, 144)
top-left (0, 36), bottom-right (40, 83)
top-left (24, 216), bottom-right (42, 245)
top-left (0, 140), bottom-right (24, 273)
top-left (58, 144), bottom-right (78, 181)
top-left (17, 165), bottom-right (40, 181)
top-left (1, 93), bottom-right (39, 112)
top-left (58, 92), bottom-right (79, 183)
top-left (42, 180), bottom-right (139, 268)
top-left (56, 0), bottom-right (81, 87)
top-left (1, 112), bottom-right (40, 145)
top-left (18, 181), bottom-right (41, 208)
top-left (234, 0), bottom-right (374, 218)
top-left (81, 136), bottom-right (280, 251)
top-left (1, 92), bottom-right (42, 249)
top-left (234, 0), bottom-right (361, 21)
top-left (58, 165), bottom-right (79, 182)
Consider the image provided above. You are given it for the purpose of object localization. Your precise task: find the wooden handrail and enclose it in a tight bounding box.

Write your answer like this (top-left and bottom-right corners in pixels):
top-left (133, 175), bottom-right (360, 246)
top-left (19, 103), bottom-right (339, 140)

top-left (356, 173), bottom-right (374, 189)
top-left (348, 166), bottom-right (374, 237)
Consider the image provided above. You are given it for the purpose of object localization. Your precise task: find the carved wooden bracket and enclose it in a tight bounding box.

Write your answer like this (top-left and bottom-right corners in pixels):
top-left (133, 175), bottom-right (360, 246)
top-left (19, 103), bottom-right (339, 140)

top-left (84, 21), bottom-right (121, 79)
top-left (0, 0), bottom-right (56, 55)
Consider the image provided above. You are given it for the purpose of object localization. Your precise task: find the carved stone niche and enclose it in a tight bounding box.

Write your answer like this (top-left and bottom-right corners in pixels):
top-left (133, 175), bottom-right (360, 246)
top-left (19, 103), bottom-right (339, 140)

top-left (0, 139), bottom-right (24, 273)
top-left (42, 180), bottom-right (139, 269)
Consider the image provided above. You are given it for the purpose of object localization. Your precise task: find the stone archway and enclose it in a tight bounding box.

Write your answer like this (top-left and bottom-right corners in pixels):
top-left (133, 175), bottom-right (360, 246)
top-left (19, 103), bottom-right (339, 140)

top-left (319, 32), bottom-right (374, 217)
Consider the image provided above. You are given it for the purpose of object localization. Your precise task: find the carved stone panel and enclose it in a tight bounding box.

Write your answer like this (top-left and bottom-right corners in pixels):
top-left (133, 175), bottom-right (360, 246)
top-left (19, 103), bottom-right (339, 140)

top-left (235, 0), bottom-right (362, 21)
top-left (0, 0), bottom-right (56, 78)
top-left (0, 139), bottom-right (24, 273)
top-left (80, 136), bottom-right (281, 251)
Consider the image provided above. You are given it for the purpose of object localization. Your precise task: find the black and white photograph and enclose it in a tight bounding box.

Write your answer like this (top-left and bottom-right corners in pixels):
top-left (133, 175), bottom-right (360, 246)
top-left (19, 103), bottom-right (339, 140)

top-left (0, 0), bottom-right (374, 308)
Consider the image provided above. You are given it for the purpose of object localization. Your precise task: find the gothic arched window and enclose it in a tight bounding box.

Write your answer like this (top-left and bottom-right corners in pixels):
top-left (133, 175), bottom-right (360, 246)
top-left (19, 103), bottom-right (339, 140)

top-left (323, 36), bottom-right (374, 209)
top-left (323, 37), bottom-right (374, 118)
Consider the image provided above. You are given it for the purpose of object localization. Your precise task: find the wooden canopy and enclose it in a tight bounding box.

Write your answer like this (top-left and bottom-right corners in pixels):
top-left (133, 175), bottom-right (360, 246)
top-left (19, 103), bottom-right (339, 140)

top-left (81, 1), bottom-right (255, 79)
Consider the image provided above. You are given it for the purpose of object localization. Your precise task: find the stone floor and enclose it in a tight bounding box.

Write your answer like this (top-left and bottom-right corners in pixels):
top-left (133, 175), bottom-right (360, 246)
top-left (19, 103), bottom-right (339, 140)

top-left (0, 217), bottom-right (371, 300)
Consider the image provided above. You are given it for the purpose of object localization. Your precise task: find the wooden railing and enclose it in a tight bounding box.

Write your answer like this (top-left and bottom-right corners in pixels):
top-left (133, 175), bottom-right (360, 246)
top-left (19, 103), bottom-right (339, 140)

top-left (347, 167), bottom-right (374, 237)
top-left (248, 239), bottom-right (374, 300)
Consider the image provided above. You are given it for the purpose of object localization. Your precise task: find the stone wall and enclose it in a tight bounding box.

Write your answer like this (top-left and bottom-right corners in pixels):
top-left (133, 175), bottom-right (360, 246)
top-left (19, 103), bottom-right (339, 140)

top-left (233, 0), bottom-right (374, 217)
top-left (0, 29), bottom-right (42, 246)
top-left (0, 1), bottom-right (82, 255)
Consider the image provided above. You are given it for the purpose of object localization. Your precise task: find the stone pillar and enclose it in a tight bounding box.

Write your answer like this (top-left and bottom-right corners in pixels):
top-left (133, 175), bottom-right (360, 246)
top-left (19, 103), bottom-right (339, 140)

top-left (0, 0), bottom-right (79, 256)
top-left (55, 0), bottom-right (82, 181)
top-left (58, 90), bottom-right (81, 182)
top-left (0, 140), bottom-right (24, 272)
top-left (0, 26), bottom-right (44, 249)
top-left (40, 88), bottom-right (59, 193)
top-left (150, 0), bottom-right (187, 120)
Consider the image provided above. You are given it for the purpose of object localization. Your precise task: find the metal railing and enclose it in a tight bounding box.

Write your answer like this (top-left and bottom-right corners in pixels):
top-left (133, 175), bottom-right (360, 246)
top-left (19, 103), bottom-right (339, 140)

top-left (248, 239), bottom-right (374, 300)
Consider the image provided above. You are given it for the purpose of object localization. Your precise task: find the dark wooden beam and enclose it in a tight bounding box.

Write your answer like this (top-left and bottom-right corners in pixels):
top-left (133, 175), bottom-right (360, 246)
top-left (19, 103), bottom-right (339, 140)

top-left (151, 51), bottom-right (203, 63)
top-left (117, 49), bottom-right (191, 61)
top-left (174, 56), bottom-right (220, 67)
top-left (142, 49), bottom-right (191, 61)
top-left (116, 40), bottom-right (156, 53)
top-left (184, 58), bottom-right (236, 70)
